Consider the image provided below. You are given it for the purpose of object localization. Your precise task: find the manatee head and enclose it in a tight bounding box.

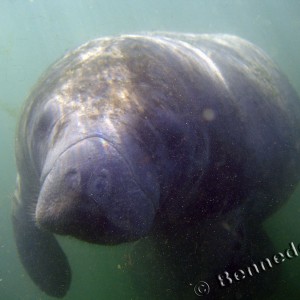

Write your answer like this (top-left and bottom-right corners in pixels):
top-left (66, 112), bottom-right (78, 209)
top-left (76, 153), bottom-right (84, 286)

top-left (36, 136), bottom-right (160, 244)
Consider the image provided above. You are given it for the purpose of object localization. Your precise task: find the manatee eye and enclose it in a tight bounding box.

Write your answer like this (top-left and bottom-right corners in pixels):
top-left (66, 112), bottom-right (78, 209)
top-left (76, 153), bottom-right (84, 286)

top-left (64, 168), bottom-right (80, 190)
top-left (35, 108), bottom-right (54, 138)
top-left (87, 169), bottom-right (111, 202)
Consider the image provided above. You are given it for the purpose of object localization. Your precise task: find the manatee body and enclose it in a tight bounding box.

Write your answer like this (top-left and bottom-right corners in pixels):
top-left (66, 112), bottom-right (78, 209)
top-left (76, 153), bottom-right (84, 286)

top-left (13, 33), bottom-right (300, 298)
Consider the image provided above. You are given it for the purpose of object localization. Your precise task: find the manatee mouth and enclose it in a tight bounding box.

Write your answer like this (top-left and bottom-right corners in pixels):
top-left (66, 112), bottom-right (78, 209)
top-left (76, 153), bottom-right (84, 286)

top-left (36, 136), bottom-right (158, 244)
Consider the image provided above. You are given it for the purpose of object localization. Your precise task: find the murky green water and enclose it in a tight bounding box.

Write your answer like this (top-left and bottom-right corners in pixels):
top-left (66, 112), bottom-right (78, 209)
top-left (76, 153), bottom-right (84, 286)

top-left (1, 1), bottom-right (300, 299)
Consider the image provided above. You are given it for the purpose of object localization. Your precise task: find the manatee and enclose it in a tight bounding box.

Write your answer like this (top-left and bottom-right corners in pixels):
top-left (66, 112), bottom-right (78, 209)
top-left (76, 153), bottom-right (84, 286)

top-left (13, 33), bottom-right (300, 298)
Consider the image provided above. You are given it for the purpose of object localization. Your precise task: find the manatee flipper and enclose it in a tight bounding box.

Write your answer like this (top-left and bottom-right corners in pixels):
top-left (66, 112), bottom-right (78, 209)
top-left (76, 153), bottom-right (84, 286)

top-left (12, 206), bottom-right (71, 298)
top-left (129, 214), bottom-right (280, 300)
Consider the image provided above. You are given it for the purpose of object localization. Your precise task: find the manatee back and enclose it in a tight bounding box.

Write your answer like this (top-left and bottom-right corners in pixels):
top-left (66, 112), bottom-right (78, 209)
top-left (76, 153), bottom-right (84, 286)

top-left (139, 33), bottom-right (300, 222)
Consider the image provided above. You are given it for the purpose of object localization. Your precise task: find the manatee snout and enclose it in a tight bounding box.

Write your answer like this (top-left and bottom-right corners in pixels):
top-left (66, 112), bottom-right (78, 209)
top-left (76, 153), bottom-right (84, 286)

top-left (36, 137), bottom-right (158, 244)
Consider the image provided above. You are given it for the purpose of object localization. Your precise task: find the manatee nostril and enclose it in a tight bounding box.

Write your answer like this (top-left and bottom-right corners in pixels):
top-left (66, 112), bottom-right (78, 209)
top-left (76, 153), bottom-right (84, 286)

top-left (64, 168), bottom-right (80, 189)
top-left (87, 169), bottom-right (111, 202)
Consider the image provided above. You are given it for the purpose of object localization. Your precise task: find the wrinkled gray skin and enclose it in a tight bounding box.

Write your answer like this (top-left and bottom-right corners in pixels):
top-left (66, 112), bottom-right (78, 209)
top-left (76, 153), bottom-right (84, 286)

top-left (13, 33), bottom-right (300, 299)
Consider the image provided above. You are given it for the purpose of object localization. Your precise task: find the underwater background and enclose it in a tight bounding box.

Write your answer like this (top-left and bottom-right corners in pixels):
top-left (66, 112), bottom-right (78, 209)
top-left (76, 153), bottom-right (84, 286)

top-left (1, 1), bottom-right (300, 299)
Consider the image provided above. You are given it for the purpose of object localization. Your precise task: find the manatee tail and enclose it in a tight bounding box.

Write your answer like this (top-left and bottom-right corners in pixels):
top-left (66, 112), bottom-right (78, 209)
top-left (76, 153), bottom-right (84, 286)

top-left (12, 207), bottom-right (71, 298)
